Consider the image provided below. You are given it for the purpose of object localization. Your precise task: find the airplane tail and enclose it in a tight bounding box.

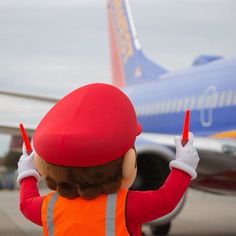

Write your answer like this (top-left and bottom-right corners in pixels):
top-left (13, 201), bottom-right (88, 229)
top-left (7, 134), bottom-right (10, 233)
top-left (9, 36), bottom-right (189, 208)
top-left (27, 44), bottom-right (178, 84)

top-left (107, 0), bottom-right (167, 87)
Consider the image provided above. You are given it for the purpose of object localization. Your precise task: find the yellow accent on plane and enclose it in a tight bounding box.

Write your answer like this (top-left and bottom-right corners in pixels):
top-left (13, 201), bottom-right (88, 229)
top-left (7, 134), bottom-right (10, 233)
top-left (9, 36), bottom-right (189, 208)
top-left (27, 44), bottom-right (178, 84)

top-left (134, 66), bottom-right (142, 78)
top-left (211, 130), bottom-right (236, 139)
top-left (113, 0), bottom-right (134, 63)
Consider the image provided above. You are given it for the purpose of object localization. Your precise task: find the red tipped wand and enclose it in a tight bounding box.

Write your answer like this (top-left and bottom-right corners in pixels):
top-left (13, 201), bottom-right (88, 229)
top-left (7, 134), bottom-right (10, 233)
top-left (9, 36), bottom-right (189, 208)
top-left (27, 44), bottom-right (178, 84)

top-left (19, 123), bottom-right (32, 154)
top-left (181, 109), bottom-right (190, 146)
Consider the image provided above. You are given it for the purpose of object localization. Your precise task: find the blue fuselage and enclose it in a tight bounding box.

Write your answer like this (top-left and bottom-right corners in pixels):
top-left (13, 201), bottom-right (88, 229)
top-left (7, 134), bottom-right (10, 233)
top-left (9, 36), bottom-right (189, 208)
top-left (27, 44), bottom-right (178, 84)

top-left (123, 58), bottom-right (236, 137)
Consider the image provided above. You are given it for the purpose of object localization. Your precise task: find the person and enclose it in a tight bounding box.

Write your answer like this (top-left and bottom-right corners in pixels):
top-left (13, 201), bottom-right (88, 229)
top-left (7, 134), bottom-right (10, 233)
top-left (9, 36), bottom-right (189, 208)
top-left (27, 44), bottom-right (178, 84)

top-left (17, 83), bottom-right (199, 236)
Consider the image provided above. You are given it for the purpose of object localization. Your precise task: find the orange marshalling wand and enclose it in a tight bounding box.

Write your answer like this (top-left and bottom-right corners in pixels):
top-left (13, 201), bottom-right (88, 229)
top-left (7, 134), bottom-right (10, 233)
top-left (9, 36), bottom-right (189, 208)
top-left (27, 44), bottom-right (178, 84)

top-left (181, 109), bottom-right (190, 146)
top-left (19, 123), bottom-right (32, 154)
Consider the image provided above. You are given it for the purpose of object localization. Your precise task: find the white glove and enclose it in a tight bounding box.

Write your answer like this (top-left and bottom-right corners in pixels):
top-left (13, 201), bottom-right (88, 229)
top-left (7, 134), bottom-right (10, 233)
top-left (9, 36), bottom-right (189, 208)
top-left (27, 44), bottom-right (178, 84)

top-left (169, 132), bottom-right (199, 180)
top-left (17, 144), bottom-right (40, 185)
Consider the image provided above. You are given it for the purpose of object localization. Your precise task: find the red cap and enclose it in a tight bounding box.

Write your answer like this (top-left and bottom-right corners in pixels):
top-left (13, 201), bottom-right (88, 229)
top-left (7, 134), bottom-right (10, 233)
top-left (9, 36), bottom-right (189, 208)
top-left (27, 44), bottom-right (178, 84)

top-left (33, 83), bottom-right (142, 167)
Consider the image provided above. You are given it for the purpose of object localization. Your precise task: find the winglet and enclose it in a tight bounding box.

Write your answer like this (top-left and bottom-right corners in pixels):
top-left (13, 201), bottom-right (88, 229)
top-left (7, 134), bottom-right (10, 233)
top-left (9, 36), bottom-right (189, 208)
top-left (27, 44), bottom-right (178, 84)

top-left (182, 109), bottom-right (190, 146)
top-left (19, 123), bottom-right (32, 154)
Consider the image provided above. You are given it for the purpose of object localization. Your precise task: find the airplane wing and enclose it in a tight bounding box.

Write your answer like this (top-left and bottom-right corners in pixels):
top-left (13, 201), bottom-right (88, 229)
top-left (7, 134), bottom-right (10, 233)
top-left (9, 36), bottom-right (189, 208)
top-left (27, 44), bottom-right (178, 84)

top-left (136, 132), bottom-right (236, 195)
top-left (0, 90), bottom-right (58, 103)
top-left (140, 132), bottom-right (236, 156)
top-left (0, 90), bottom-right (58, 136)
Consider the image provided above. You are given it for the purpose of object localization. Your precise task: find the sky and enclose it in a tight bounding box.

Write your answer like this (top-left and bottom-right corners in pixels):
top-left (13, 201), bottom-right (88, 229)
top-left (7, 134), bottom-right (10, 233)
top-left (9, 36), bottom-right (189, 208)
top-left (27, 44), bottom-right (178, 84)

top-left (0, 0), bottom-right (236, 155)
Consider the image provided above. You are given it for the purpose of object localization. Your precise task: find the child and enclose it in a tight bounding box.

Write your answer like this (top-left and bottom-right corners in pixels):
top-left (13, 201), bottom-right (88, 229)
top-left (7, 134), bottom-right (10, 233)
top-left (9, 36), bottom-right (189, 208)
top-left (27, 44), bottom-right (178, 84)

top-left (17, 83), bottom-right (199, 236)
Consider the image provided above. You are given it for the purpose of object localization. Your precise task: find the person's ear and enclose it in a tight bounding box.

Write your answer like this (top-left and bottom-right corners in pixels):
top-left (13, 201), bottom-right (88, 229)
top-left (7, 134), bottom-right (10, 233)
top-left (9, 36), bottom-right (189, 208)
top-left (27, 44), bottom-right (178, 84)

top-left (34, 154), bottom-right (47, 177)
top-left (122, 148), bottom-right (136, 180)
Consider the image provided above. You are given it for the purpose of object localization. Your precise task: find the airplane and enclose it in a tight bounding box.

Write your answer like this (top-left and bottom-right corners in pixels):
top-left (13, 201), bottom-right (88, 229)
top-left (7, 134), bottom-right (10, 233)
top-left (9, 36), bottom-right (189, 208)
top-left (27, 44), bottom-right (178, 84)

top-left (0, 0), bottom-right (236, 235)
top-left (106, 0), bottom-right (236, 234)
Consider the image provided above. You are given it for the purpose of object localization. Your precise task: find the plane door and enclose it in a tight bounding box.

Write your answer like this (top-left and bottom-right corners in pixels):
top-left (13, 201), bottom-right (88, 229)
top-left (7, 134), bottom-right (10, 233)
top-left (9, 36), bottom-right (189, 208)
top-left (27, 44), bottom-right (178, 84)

top-left (200, 85), bottom-right (217, 127)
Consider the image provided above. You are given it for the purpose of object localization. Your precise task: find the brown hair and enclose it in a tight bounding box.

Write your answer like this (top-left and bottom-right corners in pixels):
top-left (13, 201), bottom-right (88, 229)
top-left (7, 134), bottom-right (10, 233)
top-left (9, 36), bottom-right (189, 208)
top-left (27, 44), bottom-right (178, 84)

top-left (44, 157), bottom-right (123, 200)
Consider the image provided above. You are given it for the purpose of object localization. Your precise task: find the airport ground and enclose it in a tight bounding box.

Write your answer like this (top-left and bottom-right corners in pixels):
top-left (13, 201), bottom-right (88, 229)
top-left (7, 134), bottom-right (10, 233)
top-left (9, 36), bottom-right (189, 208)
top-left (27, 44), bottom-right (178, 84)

top-left (0, 188), bottom-right (235, 236)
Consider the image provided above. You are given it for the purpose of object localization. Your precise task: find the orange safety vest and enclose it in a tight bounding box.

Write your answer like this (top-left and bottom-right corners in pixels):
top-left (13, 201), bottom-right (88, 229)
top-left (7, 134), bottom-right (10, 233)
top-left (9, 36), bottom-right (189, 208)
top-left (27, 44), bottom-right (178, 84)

top-left (41, 189), bottom-right (130, 236)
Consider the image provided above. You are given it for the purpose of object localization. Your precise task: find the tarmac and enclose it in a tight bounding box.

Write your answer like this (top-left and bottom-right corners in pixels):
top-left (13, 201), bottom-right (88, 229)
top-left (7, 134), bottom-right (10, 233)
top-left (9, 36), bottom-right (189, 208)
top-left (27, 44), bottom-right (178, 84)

top-left (0, 188), bottom-right (236, 236)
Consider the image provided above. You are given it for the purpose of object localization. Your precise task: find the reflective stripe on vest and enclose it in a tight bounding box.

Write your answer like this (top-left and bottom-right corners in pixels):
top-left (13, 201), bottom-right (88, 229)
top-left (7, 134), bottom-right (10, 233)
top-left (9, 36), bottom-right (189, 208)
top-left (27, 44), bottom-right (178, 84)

top-left (46, 192), bottom-right (121, 236)
top-left (47, 192), bottom-right (59, 236)
top-left (106, 193), bottom-right (117, 236)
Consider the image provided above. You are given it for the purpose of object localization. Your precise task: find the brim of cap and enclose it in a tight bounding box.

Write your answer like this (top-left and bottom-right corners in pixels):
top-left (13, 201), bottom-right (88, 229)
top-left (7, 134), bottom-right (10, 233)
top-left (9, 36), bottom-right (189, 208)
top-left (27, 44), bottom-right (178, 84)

top-left (136, 123), bottom-right (142, 136)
